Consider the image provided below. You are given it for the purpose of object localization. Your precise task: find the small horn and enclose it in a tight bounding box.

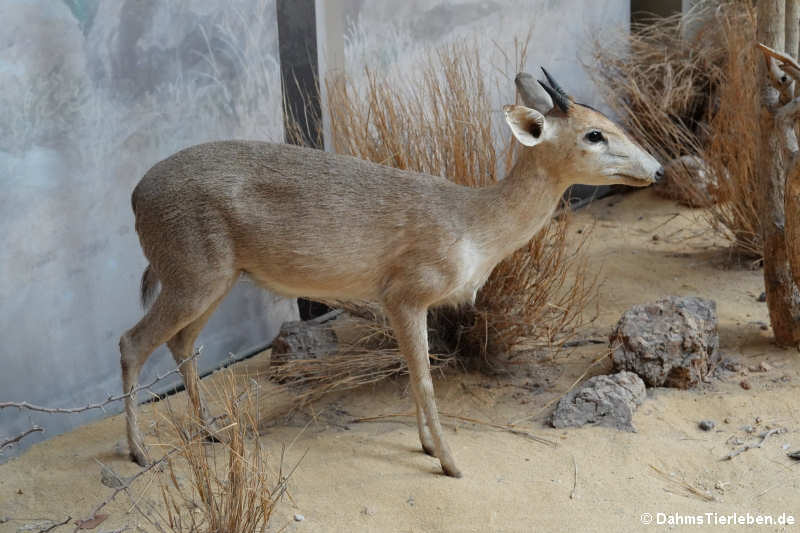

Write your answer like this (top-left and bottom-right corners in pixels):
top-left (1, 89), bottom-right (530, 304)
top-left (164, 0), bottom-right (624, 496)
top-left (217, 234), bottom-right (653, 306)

top-left (540, 67), bottom-right (570, 100)
top-left (537, 80), bottom-right (570, 113)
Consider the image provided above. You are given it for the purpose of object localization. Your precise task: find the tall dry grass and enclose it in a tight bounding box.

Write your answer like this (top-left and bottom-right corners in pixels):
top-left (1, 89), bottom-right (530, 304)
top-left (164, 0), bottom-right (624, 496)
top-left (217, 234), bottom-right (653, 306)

top-left (589, 1), bottom-right (763, 258)
top-left (152, 370), bottom-right (288, 533)
top-left (325, 41), bottom-right (595, 367)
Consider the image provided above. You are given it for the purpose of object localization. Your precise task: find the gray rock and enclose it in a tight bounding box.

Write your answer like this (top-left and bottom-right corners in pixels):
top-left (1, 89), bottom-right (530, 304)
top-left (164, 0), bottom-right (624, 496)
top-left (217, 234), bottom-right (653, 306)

top-left (271, 311), bottom-right (391, 364)
top-left (271, 319), bottom-right (338, 363)
top-left (610, 296), bottom-right (719, 389)
top-left (550, 371), bottom-right (646, 432)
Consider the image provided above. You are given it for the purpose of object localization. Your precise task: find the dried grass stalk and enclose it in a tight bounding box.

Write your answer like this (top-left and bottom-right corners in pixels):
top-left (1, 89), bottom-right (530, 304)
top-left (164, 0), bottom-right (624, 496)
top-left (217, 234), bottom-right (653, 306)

top-left (589, 1), bottom-right (762, 258)
top-left (154, 370), bottom-right (286, 533)
top-left (702, 5), bottom-right (762, 258)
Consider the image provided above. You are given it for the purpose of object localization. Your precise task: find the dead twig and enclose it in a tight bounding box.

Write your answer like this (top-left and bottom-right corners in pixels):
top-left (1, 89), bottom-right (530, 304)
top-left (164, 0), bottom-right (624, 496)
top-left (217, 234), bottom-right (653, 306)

top-left (0, 349), bottom-right (201, 415)
top-left (722, 427), bottom-right (787, 460)
top-left (351, 411), bottom-right (557, 447)
top-left (37, 516), bottom-right (71, 533)
top-left (569, 455), bottom-right (578, 500)
top-left (0, 424), bottom-right (43, 450)
top-left (650, 464), bottom-right (716, 502)
top-left (73, 455), bottom-right (169, 533)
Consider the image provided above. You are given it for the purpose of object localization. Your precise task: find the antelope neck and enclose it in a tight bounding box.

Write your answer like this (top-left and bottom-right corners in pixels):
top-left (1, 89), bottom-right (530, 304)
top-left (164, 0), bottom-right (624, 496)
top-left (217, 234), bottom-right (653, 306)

top-left (471, 153), bottom-right (566, 260)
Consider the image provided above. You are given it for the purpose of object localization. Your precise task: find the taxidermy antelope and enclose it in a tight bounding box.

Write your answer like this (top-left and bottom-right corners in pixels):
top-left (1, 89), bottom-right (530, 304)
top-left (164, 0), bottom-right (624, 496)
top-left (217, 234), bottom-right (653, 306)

top-left (120, 68), bottom-right (662, 477)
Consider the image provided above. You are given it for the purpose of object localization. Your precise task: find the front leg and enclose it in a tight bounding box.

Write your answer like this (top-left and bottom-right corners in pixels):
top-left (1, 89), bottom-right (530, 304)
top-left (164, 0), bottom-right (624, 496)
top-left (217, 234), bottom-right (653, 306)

top-left (385, 303), bottom-right (461, 477)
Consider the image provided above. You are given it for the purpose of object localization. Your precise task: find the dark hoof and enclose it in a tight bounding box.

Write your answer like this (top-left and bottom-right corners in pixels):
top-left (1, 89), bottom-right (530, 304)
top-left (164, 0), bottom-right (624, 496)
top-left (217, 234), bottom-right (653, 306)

top-left (442, 465), bottom-right (463, 478)
top-left (129, 451), bottom-right (150, 467)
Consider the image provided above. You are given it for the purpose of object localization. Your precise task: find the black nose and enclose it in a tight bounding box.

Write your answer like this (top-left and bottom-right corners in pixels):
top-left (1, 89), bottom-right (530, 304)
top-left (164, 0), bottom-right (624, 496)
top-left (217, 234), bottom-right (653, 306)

top-left (654, 166), bottom-right (665, 182)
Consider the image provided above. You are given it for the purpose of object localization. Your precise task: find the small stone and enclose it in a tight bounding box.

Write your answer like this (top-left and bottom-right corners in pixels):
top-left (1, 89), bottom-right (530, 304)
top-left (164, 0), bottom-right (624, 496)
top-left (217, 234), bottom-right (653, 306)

top-left (16, 489), bottom-right (23, 495)
top-left (757, 292), bottom-right (767, 302)
top-left (652, 234), bottom-right (660, 241)
top-left (550, 371), bottom-right (646, 432)
top-left (100, 464), bottom-right (128, 489)
top-left (698, 420), bottom-right (715, 431)
top-left (407, 496), bottom-right (415, 507)
top-left (743, 425), bottom-right (755, 434)
top-left (759, 361), bottom-right (772, 372)
top-left (788, 450), bottom-right (800, 460)
top-left (723, 417), bottom-right (731, 424)
top-left (294, 514), bottom-right (304, 522)
top-left (755, 416), bottom-right (762, 424)
top-left (0, 517), bottom-right (7, 524)
top-left (740, 380), bottom-right (751, 390)
top-left (361, 506), bottom-right (376, 517)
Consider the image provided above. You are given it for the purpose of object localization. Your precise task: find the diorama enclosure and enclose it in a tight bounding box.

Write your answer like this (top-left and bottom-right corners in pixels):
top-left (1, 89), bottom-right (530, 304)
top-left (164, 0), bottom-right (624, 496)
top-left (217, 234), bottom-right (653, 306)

top-left (1, 1), bottom-right (799, 532)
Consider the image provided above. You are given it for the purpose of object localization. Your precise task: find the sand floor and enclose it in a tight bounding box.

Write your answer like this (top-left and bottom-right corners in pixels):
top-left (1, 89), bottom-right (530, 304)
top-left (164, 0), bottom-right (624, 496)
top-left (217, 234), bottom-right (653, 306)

top-left (2, 189), bottom-right (799, 532)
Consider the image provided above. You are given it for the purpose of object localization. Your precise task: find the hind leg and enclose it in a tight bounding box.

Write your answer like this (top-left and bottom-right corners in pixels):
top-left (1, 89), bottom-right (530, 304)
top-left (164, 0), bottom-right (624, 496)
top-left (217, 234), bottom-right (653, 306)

top-left (166, 289), bottom-right (231, 439)
top-left (120, 278), bottom-right (233, 466)
top-left (416, 402), bottom-right (435, 456)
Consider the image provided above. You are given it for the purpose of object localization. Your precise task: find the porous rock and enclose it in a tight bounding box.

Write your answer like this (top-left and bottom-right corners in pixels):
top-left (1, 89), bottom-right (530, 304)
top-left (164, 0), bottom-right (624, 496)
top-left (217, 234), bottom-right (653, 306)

top-left (550, 371), bottom-right (646, 432)
top-left (271, 319), bottom-right (338, 363)
top-left (610, 296), bottom-right (719, 389)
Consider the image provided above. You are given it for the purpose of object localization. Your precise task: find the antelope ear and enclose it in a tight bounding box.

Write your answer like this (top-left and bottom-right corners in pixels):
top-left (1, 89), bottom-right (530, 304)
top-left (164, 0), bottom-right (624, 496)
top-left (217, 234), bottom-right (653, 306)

top-left (504, 105), bottom-right (546, 147)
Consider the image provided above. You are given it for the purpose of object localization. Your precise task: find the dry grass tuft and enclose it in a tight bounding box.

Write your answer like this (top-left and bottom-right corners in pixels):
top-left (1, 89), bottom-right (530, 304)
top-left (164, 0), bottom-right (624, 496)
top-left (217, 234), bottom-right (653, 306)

top-left (589, 1), bottom-right (762, 258)
top-left (153, 370), bottom-right (288, 533)
top-left (447, 215), bottom-right (596, 363)
top-left (701, 5), bottom-right (762, 258)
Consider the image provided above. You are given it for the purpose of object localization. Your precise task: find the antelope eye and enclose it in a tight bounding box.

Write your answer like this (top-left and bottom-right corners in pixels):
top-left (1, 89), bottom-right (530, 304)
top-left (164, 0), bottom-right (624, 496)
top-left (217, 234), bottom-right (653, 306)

top-left (585, 130), bottom-right (604, 143)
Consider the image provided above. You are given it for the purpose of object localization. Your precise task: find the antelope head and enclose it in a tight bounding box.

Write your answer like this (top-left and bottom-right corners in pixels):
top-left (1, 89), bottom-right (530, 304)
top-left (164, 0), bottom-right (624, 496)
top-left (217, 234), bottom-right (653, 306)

top-left (504, 68), bottom-right (663, 187)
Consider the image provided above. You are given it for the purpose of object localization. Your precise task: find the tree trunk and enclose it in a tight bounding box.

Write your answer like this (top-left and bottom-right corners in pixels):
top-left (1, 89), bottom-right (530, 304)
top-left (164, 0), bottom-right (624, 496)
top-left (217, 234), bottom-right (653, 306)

top-left (758, 0), bottom-right (800, 345)
top-left (787, 2), bottom-right (800, 291)
top-left (786, 161), bottom-right (800, 288)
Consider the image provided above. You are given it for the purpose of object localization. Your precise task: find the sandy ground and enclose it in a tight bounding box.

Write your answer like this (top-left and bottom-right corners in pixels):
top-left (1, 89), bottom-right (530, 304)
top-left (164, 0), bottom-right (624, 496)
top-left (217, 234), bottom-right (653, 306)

top-left (2, 189), bottom-right (800, 533)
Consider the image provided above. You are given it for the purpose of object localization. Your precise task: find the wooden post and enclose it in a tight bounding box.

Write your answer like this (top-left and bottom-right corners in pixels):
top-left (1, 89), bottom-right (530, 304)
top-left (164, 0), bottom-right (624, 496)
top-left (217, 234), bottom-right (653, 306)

top-left (757, 0), bottom-right (800, 345)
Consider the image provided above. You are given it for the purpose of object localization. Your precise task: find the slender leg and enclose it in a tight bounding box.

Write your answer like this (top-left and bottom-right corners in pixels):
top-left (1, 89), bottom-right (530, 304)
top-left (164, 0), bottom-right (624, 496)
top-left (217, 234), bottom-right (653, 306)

top-left (119, 281), bottom-right (231, 466)
top-left (166, 293), bottom-right (228, 437)
top-left (386, 304), bottom-right (461, 477)
top-left (416, 402), bottom-right (435, 456)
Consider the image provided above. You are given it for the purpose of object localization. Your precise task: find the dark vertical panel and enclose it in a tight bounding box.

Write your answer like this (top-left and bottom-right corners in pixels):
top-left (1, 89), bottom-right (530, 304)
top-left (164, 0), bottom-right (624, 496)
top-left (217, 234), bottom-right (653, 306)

top-left (630, 0), bottom-right (682, 24)
top-left (277, 0), bottom-right (322, 148)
